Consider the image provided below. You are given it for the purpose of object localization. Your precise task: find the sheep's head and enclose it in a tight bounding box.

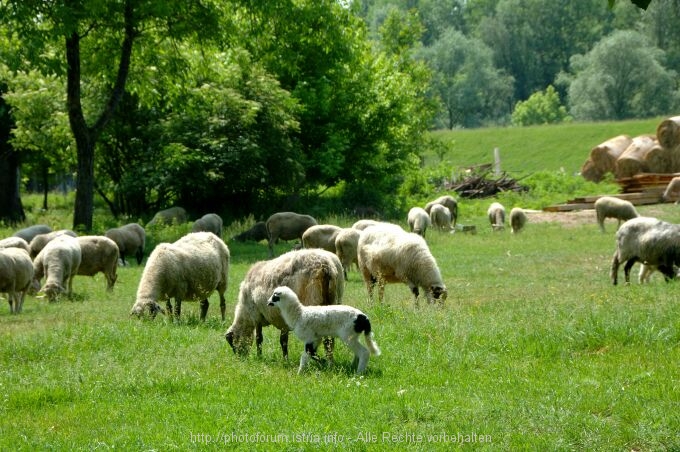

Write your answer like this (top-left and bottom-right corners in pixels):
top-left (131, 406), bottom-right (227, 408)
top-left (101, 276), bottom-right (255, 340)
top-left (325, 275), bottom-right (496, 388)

top-left (225, 326), bottom-right (253, 356)
top-left (130, 300), bottom-right (164, 319)
top-left (37, 282), bottom-right (65, 302)
top-left (429, 285), bottom-right (447, 303)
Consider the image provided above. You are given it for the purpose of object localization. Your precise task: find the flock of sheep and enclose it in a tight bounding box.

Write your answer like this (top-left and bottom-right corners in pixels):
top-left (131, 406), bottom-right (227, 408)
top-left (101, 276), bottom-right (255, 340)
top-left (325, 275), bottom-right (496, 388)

top-left (1, 194), bottom-right (677, 374)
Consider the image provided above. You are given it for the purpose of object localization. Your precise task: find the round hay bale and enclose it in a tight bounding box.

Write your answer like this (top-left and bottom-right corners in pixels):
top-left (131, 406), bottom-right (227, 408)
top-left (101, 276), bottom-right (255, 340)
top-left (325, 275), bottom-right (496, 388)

top-left (656, 116), bottom-right (680, 149)
top-left (615, 135), bottom-right (656, 178)
top-left (589, 134), bottom-right (632, 174)
top-left (580, 158), bottom-right (605, 182)
top-left (645, 140), bottom-right (672, 173)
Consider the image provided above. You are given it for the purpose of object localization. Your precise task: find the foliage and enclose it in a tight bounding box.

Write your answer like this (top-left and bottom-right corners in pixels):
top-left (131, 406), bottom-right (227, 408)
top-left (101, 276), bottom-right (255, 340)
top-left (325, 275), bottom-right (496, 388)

top-left (511, 85), bottom-right (572, 126)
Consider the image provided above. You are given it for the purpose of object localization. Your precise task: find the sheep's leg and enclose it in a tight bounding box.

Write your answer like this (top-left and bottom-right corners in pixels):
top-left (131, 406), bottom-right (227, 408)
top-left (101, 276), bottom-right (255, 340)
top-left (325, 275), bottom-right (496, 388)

top-left (8, 295), bottom-right (15, 314)
top-left (323, 337), bottom-right (334, 366)
top-left (219, 293), bottom-right (226, 322)
top-left (199, 299), bottom-right (209, 321)
top-left (658, 264), bottom-right (676, 282)
top-left (135, 249), bottom-right (143, 265)
top-left (623, 258), bottom-right (638, 284)
top-left (298, 345), bottom-right (314, 374)
top-left (279, 330), bottom-right (288, 359)
top-left (610, 251), bottom-right (621, 285)
top-left (174, 299), bottom-right (182, 319)
top-left (410, 284), bottom-right (420, 305)
top-left (345, 336), bottom-right (370, 374)
top-left (166, 300), bottom-right (173, 318)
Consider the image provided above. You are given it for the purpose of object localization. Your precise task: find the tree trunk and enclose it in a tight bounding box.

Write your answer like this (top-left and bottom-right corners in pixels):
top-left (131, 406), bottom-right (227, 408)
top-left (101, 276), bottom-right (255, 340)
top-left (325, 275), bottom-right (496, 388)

top-left (0, 148), bottom-right (25, 225)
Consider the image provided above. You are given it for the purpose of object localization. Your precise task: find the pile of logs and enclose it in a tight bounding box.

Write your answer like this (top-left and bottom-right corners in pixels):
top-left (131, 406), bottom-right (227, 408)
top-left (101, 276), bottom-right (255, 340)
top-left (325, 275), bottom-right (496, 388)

top-left (581, 116), bottom-right (680, 182)
top-left (444, 170), bottom-right (527, 199)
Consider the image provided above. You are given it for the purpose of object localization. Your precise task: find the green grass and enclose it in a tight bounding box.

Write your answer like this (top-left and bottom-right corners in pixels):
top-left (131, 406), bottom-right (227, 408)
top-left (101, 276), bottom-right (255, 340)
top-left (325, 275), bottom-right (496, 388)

top-left (2, 202), bottom-right (680, 450)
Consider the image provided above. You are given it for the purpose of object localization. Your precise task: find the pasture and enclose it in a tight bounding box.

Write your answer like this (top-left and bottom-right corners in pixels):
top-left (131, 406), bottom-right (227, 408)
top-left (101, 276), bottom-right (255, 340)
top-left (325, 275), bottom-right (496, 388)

top-left (1, 198), bottom-right (679, 450)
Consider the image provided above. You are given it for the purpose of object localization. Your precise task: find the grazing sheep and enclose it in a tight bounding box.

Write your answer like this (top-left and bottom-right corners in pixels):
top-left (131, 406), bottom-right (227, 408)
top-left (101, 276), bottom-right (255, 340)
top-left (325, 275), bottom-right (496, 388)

top-left (231, 221), bottom-right (268, 243)
top-left (0, 247), bottom-right (34, 314)
top-left (146, 206), bottom-right (188, 228)
top-left (224, 249), bottom-right (344, 359)
top-left (33, 235), bottom-right (82, 302)
top-left (302, 224), bottom-right (342, 252)
top-left (0, 236), bottom-right (30, 253)
top-left (594, 196), bottom-right (639, 233)
top-left (192, 213), bottom-right (223, 239)
top-left (407, 207), bottom-right (431, 237)
top-left (75, 236), bottom-right (119, 291)
top-left (610, 216), bottom-right (680, 285)
top-left (29, 229), bottom-right (78, 259)
top-left (429, 204), bottom-right (453, 232)
top-left (130, 232), bottom-right (230, 321)
top-left (662, 176), bottom-right (680, 204)
top-left (425, 195), bottom-right (458, 227)
top-left (352, 219), bottom-right (382, 231)
top-left (335, 228), bottom-right (361, 281)
top-left (265, 212), bottom-right (318, 257)
top-left (358, 225), bottom-right (447, 305)
top-left (12, 224), bottom-right (52, 243)
top-left (509, 207), bottom-right (528, 234)
top-left (267, 286), bottom-right (380, 374)
top-left (487, 202), bottom-right (506, 231)
top-left (105, 223), bottom-right (146, 266)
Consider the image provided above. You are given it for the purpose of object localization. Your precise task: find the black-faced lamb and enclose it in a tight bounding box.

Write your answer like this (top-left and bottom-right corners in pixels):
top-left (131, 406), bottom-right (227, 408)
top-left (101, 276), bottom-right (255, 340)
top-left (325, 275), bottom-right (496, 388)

top-left (0, 236), bottom-right (30, 253)
top-left (105, 223), bottom-right (146, 266)
top-left (509, 207), bottom-right (528, 234)
top-left (335, 227), bottom-right (361, 281)
top-left (33, 235), bottom-right (82, 302)
top-left (429, 204), bottom-right (453, 232)
top-left (610, 216), bottom-right (680, 285)
top-left (12, 224), bottom-right (52, 243)
top-left (231, 221), bottom-right (268, 243)
top-left (267, 286), bottom-right (380, 374)
top-left (407, 207), bottom-right (431, 237)
top-left (487, 202), bottom-right (506, 231)
top-left (130, 232), bottom-right (230, 321)
top-left (302, 224), bottom-right (342, 252)
top-left (594, 196), bottom-right (639, 233)
top-left (265, 212), bottom-right (318, 257)
top-left (29, 229), bottom-right (78, 259)
top-left (224, 248), bottom-right (344, 359)
top-left (192, 213), bottom-right (223, 239)
top-left (357, 225), bottom-right (447, 305)
top-left (425, 195), bottom-right (458, 227)
top-left (75, 236), bottom-right (119, 291)
top-left (146, 206), bottom-right (187, 228)
top-left (0, 247), bottom-right (34, 314)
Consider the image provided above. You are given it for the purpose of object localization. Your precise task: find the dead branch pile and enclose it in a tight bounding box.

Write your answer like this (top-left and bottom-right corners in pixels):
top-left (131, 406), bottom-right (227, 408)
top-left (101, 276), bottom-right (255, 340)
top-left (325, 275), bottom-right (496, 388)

top-left (444, 171), bottom-right (527, 199)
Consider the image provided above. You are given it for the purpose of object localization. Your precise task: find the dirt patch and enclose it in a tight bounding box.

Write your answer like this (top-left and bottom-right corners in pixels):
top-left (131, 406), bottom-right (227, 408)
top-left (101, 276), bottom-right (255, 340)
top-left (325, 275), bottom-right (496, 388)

top-left (525, 209), bottom-right (596, 228)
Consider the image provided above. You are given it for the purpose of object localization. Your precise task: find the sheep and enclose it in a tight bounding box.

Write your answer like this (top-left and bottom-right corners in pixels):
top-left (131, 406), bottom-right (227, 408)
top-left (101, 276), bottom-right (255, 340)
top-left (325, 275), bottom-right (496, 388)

top-left (32, 235), bottom-right (82, 302)
top-left (610, 216), bottom-right (680, 285)
top-left (353, 220), bottom-right (403, 232)
top-left (265, 212), bottom-right (318, 257)
top-left (105, 223), bottom-right (146, 266)
top-left (357, 225), bottom-right (447, 305)
top-left (29, 229), bottom-right (78, 259)
top-left (335, 227), bottom-right (361, 281)
top-left (231, 221), bottom-right (268, 243)
top-left (12, 224), bottom-right (52, 243)
top-left (130, 232), bottom-right (230, 321)
top-left (487, 202), bottom-right (506, 231)
top-left (0, 236), bottom-right (30, 253)
top-left (267, 286), bottom-right (380, 374)
top-left (594, 196), bottom-right (639, 233)
top-left (429, 204), bottom-right (453, 232)
top-left (425, 195), bottom-right (458, 227)
top-left (192, 213), bottom-right (223, 239)
top-left (302, 224), bottom-right (342, 252)
top-left (224, 248), bottom-right (344, 360)
top-left (146, 206), bottom-right (187, 228)
top-left (509, 207), bottom-right (528, 234)
top-left (75, 236), bottom-right (119, 291)
top-left (0, 247), bottom-right (34, 314)
top-left (662, 176), bottom-right (680, 204)
top-left (407, 207), bottom-right (431, 237)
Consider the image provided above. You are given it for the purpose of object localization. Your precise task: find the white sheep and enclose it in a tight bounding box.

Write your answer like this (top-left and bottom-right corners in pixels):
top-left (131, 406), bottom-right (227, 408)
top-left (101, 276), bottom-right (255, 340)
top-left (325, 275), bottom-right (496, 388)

top-left (224, 248), bottom-right (344, 360)
top-left (509, 207), bottom-right (528, 234)
top-left (352, 219), bottom-right (382, 231)
top-left (425, 195), bottom-right (458, 227)
top-left (192, 213), bottom-right (223, 239)
top-left (33, 235), bottom-right (82, 302)
top-left (302, 224), bottom-right (342, 252)
top-left (662, 176), bottom-right (680, 204)
top-left (610, 216), bottom-right (680, 285)
top-left (487, 202), bottom-right (506, 231)
top-left (267, 286), bottom-right (380, 374)
top-left (429, 204), bottom-right (453, 232)
top-left (0, 247), bottom-right (34, 314)
top-left (29, 229), bottom-right (78, 259)
top-left (146, 206), bottom-right (188, 227)
top-left (407, 207), bottom-right (431, 237)
top-left (75, 236), bottom-right (119, 291)
top-left (12, 224), bottom-right (52, 243)
top-left (265, 212), bottom-right (318, 257)
top-left (335, 227), bottom-right (361, 281)
top-left (594, 196), bottom-right (639, 233)
top-left (105, 223), bottom-right (145, 266)
top-left (0, 236), bottom-right (30, 253)
top-left (357, 225), bottom-right (447, 305)
top-left (130, 232), bottom-right (230, 321)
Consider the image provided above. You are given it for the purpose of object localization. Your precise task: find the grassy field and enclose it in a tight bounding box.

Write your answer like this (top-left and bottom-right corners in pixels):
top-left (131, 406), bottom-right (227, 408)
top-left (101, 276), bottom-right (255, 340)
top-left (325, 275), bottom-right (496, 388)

top-left (2, 195), bottom-right (680, 450)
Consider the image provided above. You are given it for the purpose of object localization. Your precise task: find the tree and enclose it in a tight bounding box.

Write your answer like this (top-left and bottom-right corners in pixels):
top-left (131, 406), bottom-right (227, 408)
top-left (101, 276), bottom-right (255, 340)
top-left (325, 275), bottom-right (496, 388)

top-left (562, 30), bottom-right (679, 120)
top-left (511, 85), bottom-right (570, 126)
top-left (0, 82), bottom-right (24, 225)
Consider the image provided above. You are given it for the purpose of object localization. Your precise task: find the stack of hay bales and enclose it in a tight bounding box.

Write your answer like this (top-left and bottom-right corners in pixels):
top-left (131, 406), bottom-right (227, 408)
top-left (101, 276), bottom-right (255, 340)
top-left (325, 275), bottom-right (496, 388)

top-left (581, 116), bottom-right (680, 182)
